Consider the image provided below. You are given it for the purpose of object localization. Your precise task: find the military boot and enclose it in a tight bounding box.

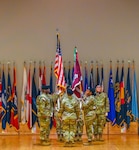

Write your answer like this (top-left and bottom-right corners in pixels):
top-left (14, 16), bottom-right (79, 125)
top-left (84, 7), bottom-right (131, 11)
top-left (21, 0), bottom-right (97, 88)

top-left (83, 139), bottom-right (93, 146)
top-left (74, 135), bottom-right (78, 142)
top-left (40, 140), bottom-right (51, 146)
top-left (78, 135), bottom-right (82, 142)
top-left (88, 138), bottom-right (92, 142)
top-left (46, 136), bottom-right (51, 142)
top-left (57, 134), bottom-right (61, 141)
top-left (59, 134), bottom-right (63, 141)
top-left (93, 134), bottom-right (98, 141)
top-left (64, 141), bottom-right (70, 147)
top-left (70, 140), bottom-right (75, 147)
top-left (98, 134), bottom-right (104, 141)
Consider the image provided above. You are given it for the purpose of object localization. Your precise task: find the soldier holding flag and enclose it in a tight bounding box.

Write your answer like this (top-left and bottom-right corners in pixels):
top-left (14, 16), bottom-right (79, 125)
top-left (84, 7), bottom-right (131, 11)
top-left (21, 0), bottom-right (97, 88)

top-left (53, 86), bottom-right (66, 141)
top-left (82, 88), bottom-right (96, 145)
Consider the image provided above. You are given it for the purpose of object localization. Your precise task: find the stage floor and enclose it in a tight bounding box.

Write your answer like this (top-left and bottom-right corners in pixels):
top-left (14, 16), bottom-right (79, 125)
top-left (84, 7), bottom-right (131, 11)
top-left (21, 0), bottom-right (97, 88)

top-left (0, 134), bottom-right (139, 150)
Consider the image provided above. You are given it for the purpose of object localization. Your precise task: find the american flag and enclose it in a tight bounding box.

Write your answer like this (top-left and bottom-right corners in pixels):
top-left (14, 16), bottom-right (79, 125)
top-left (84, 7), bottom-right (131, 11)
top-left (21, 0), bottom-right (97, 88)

top-left (54, 33), bottom-right (66, 90)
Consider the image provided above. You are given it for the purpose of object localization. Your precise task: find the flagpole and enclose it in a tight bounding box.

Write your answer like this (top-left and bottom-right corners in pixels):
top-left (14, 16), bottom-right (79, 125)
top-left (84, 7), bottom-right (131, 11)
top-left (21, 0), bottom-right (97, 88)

top-left (68, 61), bottom-right (71, 87)
top-left (84, 61), bottom-right (88, 92)
top-left (80, 59), bottom-right (83, 97)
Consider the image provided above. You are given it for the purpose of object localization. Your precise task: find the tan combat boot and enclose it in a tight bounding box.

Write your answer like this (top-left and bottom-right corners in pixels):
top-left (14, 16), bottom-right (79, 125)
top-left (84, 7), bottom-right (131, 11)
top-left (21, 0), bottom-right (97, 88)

top-left (64, 141), bottom-right (70, 147)
top-left (78, 135), bottom-right (82, 142)
top-left (40, 140), bottom-right (51, 146)
top-left (93, 134), bottom-right (98, 141)
top-left (98, 134), bottom-right (104, 141)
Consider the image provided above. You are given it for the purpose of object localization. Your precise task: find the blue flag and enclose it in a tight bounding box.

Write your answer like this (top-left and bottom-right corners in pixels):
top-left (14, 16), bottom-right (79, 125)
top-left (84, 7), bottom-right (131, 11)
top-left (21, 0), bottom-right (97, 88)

top-left (50, 64), bottom-right (53, 129)
top-left (32, 67), bottom-right (37, 127)
top-left (125, 64), bottom-right (132, 129)
top-left (64, 64), bottom-right (67, 84)
top-left (114, 64), bottom-right (120, 126)
top-left (107, 65), bottom-right (116, 125)
top-left (50, 64), bottom-right (53, 94)
top-left (1, 69), bottom-right (7, 130)
top-left (131, 65), bottom-right (138, 121)
top-left (118, 64), bottom-right (126, 127)
top-left (84, 65), bottom-right (88, 92)
top-left (101, 64), bottom-right (104, 91)
top-left (6, 70), bottom-right (12, 125)
top-left (89, 63), bottom-right (95, 89)
top-left (96, 62), bottom-right (100, 86)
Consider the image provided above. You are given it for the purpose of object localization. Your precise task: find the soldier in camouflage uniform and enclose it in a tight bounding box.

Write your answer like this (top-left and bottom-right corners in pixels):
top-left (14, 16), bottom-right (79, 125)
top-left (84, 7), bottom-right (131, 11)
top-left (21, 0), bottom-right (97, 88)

top-left (36, 85), bottom-right (53, 146)
top-left (53, 86), bottom-right (66, 141)
top-left (58, 88), bottom-right (80, 146)
top-left (93, 85), bottom-right (109, 141)
top-left (82, 88), bottom-right (96, 144)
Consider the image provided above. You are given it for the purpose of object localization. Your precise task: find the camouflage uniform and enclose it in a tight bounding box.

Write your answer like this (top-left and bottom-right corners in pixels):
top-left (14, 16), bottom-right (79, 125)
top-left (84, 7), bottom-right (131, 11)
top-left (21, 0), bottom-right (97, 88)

top-left (82, 95), bottom-right (96, 142)
top-left (75, 100), bottom-right (84, 142)
top-left (36, 92), bottom-right (53, 145)
top-left (53, 92), bottom-right (66, 141)
top-left (93, 92), bottom-right (109, 141)
top-left (58, 94), bottom-right (80, 145)
top-left (75, 109), bottom-right (84, 142)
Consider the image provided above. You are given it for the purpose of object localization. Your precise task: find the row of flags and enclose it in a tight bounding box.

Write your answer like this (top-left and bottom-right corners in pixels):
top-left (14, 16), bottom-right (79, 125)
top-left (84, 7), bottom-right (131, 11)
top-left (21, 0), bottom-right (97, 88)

top-left (0, 63), bottom-right (19, 131)
top-left (107, 60), bottom-right (138, 129)
top-left (0, 33), bottom-right (138, 132)
top-left (20, 61), bottom-right (54, 129)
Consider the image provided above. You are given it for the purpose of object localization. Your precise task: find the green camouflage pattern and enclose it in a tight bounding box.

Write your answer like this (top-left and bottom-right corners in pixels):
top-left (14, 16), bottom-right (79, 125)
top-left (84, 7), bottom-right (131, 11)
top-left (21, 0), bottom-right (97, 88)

top-left (93, 92), bottom-right (110, 135)
top-left (36, 93), bottom-right (53, 141)
top-left (75, 109), bottom-right (84, 141)
top-left (53, 92), bottom-right (66, 139)
top-left (82, 95), bottom-right (96, 141)
top-left (58, 95), bottom-right (80, 143)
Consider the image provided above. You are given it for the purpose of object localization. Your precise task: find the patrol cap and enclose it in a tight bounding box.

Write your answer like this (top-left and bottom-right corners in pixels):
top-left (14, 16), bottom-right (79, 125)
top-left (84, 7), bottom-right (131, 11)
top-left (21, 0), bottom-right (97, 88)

top-left (42, 85), bottom-right (50, 90)
top-left (89, 88), bottom-right (95, 95)
top-left (87, 87), bottom-right (95, 95)
top-left (67, 88), bottom-right (73, 95)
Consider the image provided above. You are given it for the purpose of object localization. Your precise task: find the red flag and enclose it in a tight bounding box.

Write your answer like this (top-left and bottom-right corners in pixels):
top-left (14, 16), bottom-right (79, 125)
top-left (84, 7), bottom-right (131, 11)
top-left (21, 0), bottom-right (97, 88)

top-left (0, 79), bottom-right (2, 108)
top-left (42, 64), bottom-right (46, 85)
top-left (72, 47), bottom-right (83, 98)
top-left (26, 65), bottom-right (32, 129)
top-left (0, 66), bottom-right (2, 109)
top-left (38, 62), bottom-right (42, 95)
top-left (54, 33), bottom-right (66, 90)
top-left (10, 65), bottom-right (19, 131)
top-left (0, 74), bottom-right (2, 120)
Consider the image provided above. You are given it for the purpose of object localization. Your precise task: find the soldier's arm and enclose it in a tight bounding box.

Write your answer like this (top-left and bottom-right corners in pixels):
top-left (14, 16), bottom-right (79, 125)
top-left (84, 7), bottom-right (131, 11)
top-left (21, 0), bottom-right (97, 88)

top-left (48, 94), bottom-right (54, 116)
top-left (57, 99), bottom-right (64, 118)
top-left (82, 97), bottom-right (94, 109)
top-left (52, 93), bottom-right (59, 104)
